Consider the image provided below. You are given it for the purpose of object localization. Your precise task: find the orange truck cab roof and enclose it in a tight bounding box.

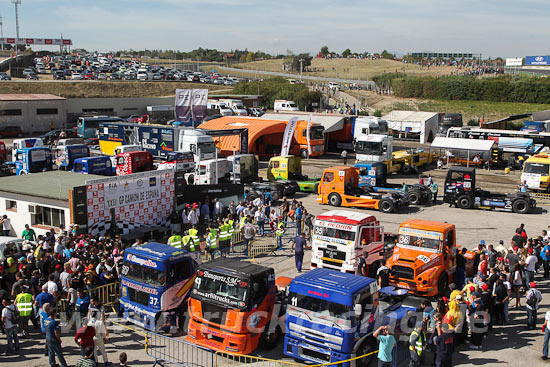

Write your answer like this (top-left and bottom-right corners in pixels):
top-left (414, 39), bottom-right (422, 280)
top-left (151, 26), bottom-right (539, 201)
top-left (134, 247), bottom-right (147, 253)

top-left (399, 219), bottom-right (455, 234)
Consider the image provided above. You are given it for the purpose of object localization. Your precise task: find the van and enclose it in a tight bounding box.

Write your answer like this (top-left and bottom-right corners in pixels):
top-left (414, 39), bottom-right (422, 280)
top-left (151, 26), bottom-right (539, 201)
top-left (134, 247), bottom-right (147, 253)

top-left (328, 82), bottom-right (339, 90)
top-left (137, 68), bottom-right (149, 81)
top-left (220, 99), bottom-right (248, 116)
top-left (274, 100), bottom-right (300, 112)
top-left (207, 100), bottom-right (233, 116)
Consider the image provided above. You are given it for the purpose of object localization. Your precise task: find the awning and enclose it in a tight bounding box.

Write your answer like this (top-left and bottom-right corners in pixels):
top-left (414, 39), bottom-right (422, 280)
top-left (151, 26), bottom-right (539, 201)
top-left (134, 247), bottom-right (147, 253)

top-left (431, 137), bottom-right (495, 152)
top-left (261, 113), bottom-right (345, 133)
top-left (496, 137), bottom-right (533, 153)
top-left (387, 121), bottom-right (422, 133)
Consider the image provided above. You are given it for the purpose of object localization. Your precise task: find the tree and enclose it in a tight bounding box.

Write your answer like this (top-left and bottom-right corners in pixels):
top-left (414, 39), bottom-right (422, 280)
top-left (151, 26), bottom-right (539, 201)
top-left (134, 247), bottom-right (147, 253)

top-left (290, 53), bottom-right (312, 72)
top-left (381, 50), bottom-right (395, 60)
top-left (246, 51), bottom-right (255, 62)
top-left (342, 48), bottom-right (351, 58)
top-left (239, 54), bottom-right (247, 63)
top-left (320, 46), bottom-right (329, 56)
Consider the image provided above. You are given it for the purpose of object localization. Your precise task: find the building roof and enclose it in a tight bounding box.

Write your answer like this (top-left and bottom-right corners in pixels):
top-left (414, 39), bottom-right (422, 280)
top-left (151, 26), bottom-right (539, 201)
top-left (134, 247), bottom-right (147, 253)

top-left (198, 116), bottom-right (287, 153)
top-left (0, 94), bottom-right (66, 101)
top-left (431, 137), bottom-right (495, 152)
top-left (316, 210), bottom-right (377, 226)
top-left (125, 242), bottom-right (191, 262)
top-left (0, 171), bottom-right (104, 202)
top-left (261, 112), bottom-right (346, 133)
top-left (382, 110), bottom-right (438, 122)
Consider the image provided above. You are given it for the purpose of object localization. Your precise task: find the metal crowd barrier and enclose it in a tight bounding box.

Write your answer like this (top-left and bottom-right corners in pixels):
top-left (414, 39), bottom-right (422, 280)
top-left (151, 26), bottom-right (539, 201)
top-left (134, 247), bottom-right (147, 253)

top-left (249, 233), bottom-right (278, 261)
top-left (146, 331), bottom-right (214, 367)
top-left (91, 282), bottom-right (120, 308)
top-left (530, 192), bottom-right (550, 205)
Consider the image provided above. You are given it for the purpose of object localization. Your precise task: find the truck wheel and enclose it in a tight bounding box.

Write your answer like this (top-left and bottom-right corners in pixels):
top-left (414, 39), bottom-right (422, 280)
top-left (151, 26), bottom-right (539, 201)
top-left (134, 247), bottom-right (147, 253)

top-left (328, 193), bottom-right (342, 207)
top-left (19, 170), bottom-right (27, 175)
top-left (356, 338), bottom-right (377, 367)
top-left (260, 325), bottom-right (281, 350)
top-left (438, 272), bottom-right (448, 295)
top-left (379, 198), bottom-right (395, 213)
top-left (407, 189), bottom-right (422, 205)
top-left (300, 149), bottom-right (308, 159)
top-left (401, 165), bottom-right (413, 175)
top-left (512, 198), bottom-right (529, 214)
top-left (456, 194), bottom-right (473, 209)
top-left (247, 194), bottom-right (258, 202)
top-left (313, 183), bottom-right (319, 195)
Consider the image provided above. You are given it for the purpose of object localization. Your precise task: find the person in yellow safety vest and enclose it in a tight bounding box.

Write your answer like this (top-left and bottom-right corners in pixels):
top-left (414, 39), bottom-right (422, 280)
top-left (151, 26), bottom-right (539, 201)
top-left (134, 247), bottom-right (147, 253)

top-left (276, 218), bottom-right (285, 250)
top-left (182, 231), bottom-right (197, 252)
top-left (168, 233), bottom-right (183, 249)
top-left (15, 285), bottom-right (33, 337)
top-left (409, 323), bottom-right (426, 367)
top-left (206, 225), bottom-right (219, 253)
top-left (227, 215), bottom-right (235, 243)
top-left (189, 226), bottom-right (200, 250)
top-left (218, 222), bottom-right (230, 250)
top-left (239, 216), bottom-right (247, 232)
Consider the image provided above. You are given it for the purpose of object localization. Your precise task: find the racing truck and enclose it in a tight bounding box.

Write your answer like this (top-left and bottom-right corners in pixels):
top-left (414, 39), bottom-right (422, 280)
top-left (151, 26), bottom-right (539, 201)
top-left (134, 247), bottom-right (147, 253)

top-left (284, 268), bottom-right (415, 366)
top-left (444, 166), bottom-right (536, 214)
top-left (267, 155), bottom-right (320, 193)
top-left (186, 258), bottom-right (284, 355)
top-left (317, 166), bottom-right (409, 213)
top-left (356, 161), bottom-right (432, 205)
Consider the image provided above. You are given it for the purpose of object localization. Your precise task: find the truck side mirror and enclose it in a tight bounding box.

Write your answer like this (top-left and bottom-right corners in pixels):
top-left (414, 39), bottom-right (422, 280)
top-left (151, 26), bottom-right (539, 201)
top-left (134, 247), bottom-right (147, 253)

top-left (354, 304), bottom-right (362, 317)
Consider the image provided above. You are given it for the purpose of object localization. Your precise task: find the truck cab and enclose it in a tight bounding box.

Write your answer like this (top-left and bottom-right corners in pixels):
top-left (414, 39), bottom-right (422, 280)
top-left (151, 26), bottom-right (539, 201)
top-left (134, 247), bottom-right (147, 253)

top-left (317, 166), bottom-right (408, 213)
top-left (115, 151), bottom-right (154, 176)
top-left (177, 128), bottom-right (216, 161)
top-left (354, 134), bottom-right (393, 163)
top-left (119, 243), bottom-right (199, 331)
top-left (521, 154), bottom-right (550, 192)
top-left (12, 138), bottom-right (44, 161)
top-left (267, 155), bottom-right (318, 192)
top-left (187, 258), bottom-right (281, 354)
top-left (157, 151), bottom-right (195, 172)
top-left (291, 121), bottom-right (325, 158)
top-left (73, 156), bottom-right (115, 176)
top-left (0, 141), bottom-right (7, 163)
top-left (184, 158), bottom-right (232, 185)
top-left (310, 210), bottom-right (384, 276)
top-left (385, 219), bottom-right (456, 297)
top-left (227, 154), bottom-right (259, 183)
top-left (55, 144), bottom-right (90, 170)
top-left (13, 147), bottom-right (52, 175)
top-left (284, 268), bottom-right (415, 365)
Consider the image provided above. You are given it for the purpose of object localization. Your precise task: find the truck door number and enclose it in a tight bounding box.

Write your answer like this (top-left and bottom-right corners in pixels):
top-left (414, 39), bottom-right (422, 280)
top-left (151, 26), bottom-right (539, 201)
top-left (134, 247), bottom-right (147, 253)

top-left (149, 297), bottom-right (158, 306)
top-left (291, 297), bottom-right (298, 307)
top-left (121, 265), bottom-right (129, 276)
top-left (398, 235), bottom-right (410, 245)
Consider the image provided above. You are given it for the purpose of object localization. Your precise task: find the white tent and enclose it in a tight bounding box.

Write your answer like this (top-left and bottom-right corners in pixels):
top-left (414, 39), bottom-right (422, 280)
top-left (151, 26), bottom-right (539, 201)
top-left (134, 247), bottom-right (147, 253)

top-left (382, 111), bottom-right (439, 143)
top-left (431, 137), bottom-right (496, 167)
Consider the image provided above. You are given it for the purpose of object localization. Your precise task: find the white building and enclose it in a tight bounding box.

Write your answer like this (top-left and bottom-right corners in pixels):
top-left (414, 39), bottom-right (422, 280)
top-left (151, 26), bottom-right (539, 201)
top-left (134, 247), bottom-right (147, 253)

top-left (0, 94), bottom-right (67, 133)
top-left (382, 110), bottom-right (440, 143)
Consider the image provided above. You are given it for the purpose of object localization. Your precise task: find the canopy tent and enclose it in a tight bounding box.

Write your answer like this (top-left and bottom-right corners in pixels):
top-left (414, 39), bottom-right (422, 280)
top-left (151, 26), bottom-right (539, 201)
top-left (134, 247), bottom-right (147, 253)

top-left (431, 137), bottom-right (496, 167)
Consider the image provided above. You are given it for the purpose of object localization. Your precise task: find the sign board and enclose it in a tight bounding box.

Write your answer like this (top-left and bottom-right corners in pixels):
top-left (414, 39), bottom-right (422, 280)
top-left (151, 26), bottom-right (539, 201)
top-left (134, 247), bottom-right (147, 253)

top-left (0, 37), bottom-right (72, 45)
top-left (521, 172), bottom-right (541, 189)
top-left (506, 57), bottom-right (523, 66)
top-left (525, 56), bottom-right (550, 66)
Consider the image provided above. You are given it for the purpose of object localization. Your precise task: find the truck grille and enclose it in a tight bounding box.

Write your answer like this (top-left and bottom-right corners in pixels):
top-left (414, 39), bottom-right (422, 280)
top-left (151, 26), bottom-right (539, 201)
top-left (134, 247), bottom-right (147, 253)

top-left (391, 265), bottom-right (414, 280)
top-left (201, 302), bottom-right (227, 325)
top-left (322, 258), bottom-right (343, 268)
top-left (322, 248), bottom-right (346, 261)
top-left (127, 288), bottom-right (149, 307)
top-left (303, 348), bottom-right (331, 362)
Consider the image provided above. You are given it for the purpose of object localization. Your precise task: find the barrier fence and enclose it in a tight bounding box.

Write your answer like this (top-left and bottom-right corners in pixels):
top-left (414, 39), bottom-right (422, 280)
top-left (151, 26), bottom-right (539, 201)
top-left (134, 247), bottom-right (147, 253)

top-left (249, 233), bottom-right (278, 261)
top-left (92, 281), bottom-right (120, 308)
top-left (530, 192), bottom-right (550, 205)
top-left (146, 331), bottom-right (214, 367)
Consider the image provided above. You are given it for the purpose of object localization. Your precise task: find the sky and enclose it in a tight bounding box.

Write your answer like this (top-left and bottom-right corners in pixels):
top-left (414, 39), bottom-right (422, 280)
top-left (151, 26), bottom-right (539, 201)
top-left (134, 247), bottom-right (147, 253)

top-left (0, 0), bottom-right (548, 58)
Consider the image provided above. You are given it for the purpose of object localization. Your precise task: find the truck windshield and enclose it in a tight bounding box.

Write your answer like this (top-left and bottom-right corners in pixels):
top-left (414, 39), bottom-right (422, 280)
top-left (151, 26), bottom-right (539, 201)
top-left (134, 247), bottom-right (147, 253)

top-left (121, 261), bottom-right (166, 286)
top-left (524, 162), bottom-right (550, 175)
top-left (355, 141), bottom-right (383, 155)
top-left (398, 234), bottom-right (441, 251)
top-left (314, 226), bottom-right (356, 241)
top-left (310, 126), bottom-right (325, 140)
top-left (288, 292), bottom-right (351, 320)
top-left (193, 272), bottom-right (249, 310)
top-left (198, 142), bottom-right (216, 154)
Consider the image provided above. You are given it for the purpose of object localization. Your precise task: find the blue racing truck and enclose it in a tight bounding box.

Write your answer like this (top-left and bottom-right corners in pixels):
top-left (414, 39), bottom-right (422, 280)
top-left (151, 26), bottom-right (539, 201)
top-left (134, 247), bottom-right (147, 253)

top-left (54, 144), bottom-right (90, 170)
top-left (73, 156), bottom-right (115, 176)
top-left (356, 161), bottom-right (431, 205)
top-left (119, 243), bottom-right (200, 331)
top-left (11, 147), bottom-right (53, 175)
top-left (284, 268), bottom-right (415, 366)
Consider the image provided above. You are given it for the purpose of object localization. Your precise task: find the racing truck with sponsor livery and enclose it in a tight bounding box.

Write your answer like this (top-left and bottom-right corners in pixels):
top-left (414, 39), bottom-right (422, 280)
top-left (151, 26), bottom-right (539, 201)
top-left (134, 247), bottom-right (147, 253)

top-left (310, 210), bottom-right (387, 277)
top-left (119, 243), bottom-right (199, 330)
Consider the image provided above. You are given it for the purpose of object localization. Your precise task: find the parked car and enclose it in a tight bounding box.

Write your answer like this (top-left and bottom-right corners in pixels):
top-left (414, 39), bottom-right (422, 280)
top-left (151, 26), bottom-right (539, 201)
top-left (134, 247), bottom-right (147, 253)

top-left (71, 73), bottom-right (82, 80)
top-left (54, 70), bottom-right (66, 80)
top-left (37, 67), bottom-right (47, 74)
top-left (248, 107), bottom-right (265, 117)
top-left (22, 69), bottom-right (35, 77)
top-left (39, 129), bottom-right (78, 145)
top-left (0, 72), bottom-right (11, 80)
top-left (97, 73), bottom-right (107, 80)
top-left (84, 72), bottom-right (95, 80)
top-left (110, 72), bottom-right (122, 80)
top-left (0, 126), bottom-right (24, 138)
top-left (26, 73), bottom-right (39, 80)
top-left (152, 73), bottom-right (162, 81)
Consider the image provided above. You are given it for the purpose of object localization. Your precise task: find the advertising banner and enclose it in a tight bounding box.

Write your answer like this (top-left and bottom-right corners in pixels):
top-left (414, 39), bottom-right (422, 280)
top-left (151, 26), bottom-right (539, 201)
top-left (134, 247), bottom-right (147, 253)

top-left (175, 89), bottom-right (192, 122)
top-left (281, 116), bottom-right (299, 156)
top-left (525, 56), bottom-right (550, 66)
top-left (191, 89), bottom-right (209, 123)
top-left (307, 114), bottom-right (312, 155)
top-left (0, 37), bottom-right (72, 45)
top-left (506, 57), bottom-right (523, 66)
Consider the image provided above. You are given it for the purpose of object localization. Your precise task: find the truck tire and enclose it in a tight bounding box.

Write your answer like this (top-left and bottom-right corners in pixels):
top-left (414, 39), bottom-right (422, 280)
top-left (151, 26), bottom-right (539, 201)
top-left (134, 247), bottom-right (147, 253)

top-left (379, 198), bottom-right (395, 213)
top-left (247, 193), bottom-right (258, 202)
top-left (438, 272), bottom-right (448, 295)
top-left (407, 189), bottom-right (422, 205)
top-left (401, 165), bottom-right (413, 175)
top-left (356, 337), bottom-right (377, 367)
top-left (512, 198), bottom-right (529, 214)
top-left (456, 194), bottom-right (473, 209)
top-left (260, 325), bottom-right (282, 350)
top-left (328, 193), bottom-right (342, 207)
top-left (300, 149), bottom-right (308, 159)
top-left (313, 183), bottom-right (319, 195)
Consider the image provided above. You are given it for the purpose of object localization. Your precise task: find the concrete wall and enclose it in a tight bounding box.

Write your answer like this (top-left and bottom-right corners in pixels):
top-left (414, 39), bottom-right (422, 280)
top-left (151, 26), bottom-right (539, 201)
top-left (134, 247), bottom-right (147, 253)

top-left (0, 192), bottom-right (69, 237)
top-left (0, 99), bottom-right (67, 133)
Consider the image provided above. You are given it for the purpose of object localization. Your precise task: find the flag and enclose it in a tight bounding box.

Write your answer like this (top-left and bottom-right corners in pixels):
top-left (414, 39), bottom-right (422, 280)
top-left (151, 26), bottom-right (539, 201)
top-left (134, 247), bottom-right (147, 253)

top-left (480, 115), bottom-right (485, 127)
top-left (175, 89), bottom-right (192, 122)
top-left (307, 114), bottom-right (312, 156)
top-left (281, 117), bottom-right (299, 156)
top-left (191, 89), bottom-right (209, 124)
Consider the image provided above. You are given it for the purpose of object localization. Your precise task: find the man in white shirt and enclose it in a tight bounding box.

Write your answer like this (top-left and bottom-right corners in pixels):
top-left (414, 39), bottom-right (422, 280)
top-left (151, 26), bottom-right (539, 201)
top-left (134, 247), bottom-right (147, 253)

top-left (525, 248), bottom-right (538, 288)
top-left (252, 196), bottom-right (263, 208)
top-left (1, 215), bottom-right (10, 236)
top-left (526, 282), bottom-right (543, 330)
top-left (214, 198), bottom-right (224, 221)
top-left (188, 205), bottom-right (199, 226)
top-left (1, 298), bottom-right (19, 354)
top-left (542, 311), bottom-right (550, 360)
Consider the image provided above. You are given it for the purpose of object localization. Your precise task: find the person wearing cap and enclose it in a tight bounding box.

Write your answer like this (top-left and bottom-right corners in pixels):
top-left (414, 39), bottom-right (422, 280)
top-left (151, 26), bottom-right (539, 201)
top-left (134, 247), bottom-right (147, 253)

top-left (181, 205), bottom-right (191, 231)
top-left (526, 281), bottom-right (543, 330)
top-left (525, 247), bottom-right (538, 289)
top-left (409, 322), bottom-right (426, 367)
top-left (14, 285), bottom-right (33, 338)
top-left (188, 204), bottom-right (199, 227)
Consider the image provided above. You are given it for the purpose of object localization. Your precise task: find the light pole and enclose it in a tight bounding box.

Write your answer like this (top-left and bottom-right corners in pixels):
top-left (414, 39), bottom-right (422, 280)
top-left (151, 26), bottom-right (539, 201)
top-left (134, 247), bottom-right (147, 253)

top-left (12, 0), bottom-right (21, 56)
top-left (299, 59), bottom-right (303, 81)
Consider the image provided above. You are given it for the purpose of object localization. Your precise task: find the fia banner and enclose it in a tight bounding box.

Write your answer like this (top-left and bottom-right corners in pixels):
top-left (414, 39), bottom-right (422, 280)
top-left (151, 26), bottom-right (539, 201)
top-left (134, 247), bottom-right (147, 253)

top-left (175, 89), bottom-right (192, 122)
top-left (103, 175), bottom-right (161, 210)
top-left (307, 114), bottom-right (312, 156)
top-left (281, 116), bottom-right (299, 156)
top-left (191, 89), bottom-right (209, 124)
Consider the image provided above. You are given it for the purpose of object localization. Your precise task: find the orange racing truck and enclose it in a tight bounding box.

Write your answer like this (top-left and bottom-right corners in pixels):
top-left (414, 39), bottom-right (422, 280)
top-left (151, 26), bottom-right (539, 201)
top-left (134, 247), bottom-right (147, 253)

top-left (317, 166), bottom-right (408, 213)
top-left (385, 219), bottom-right (456, 297)
top-left (186, 258), bottom-right (283, 354)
